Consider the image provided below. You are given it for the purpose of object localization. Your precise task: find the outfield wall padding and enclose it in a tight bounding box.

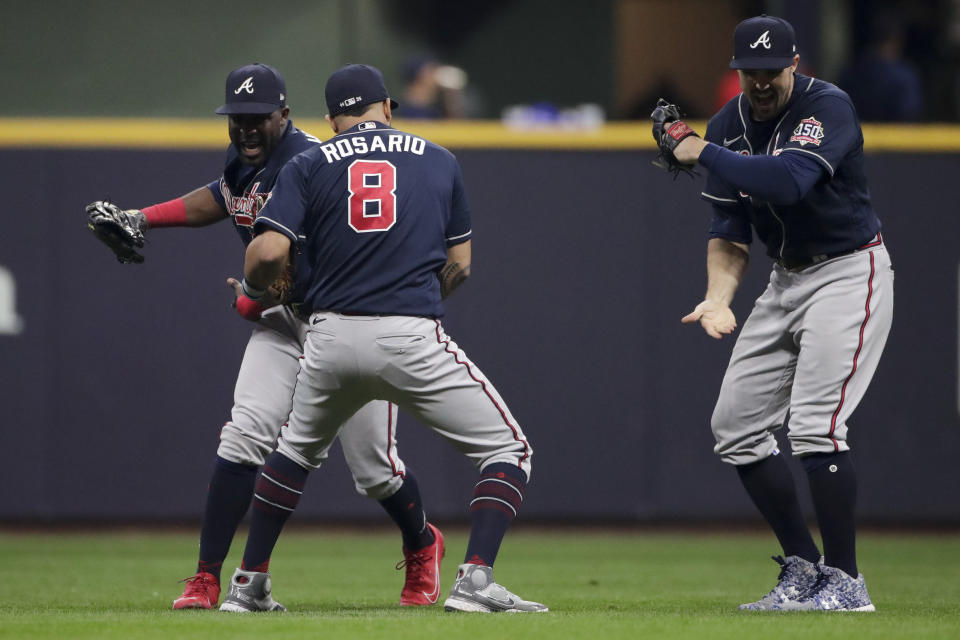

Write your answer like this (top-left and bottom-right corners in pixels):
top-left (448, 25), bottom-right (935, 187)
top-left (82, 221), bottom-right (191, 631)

top-left (1, 147), bottom-right (957, 524)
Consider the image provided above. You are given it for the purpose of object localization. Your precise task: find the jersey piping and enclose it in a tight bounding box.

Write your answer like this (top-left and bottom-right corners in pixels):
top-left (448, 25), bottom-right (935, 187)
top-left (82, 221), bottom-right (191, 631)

top-left (255, 216), bottom-right (299, 243)
top-left (446, 230), bottom-right (472, 242)
top-left (701, 192), bottom-right (739, 204)
top-left (781, 147), bottom-right (835, 175)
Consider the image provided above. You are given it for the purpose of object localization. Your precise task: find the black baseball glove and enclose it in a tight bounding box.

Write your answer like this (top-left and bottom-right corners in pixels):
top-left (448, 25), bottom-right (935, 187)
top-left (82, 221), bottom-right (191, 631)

top-left (650, 98), bottom-right (699, 179)
top-left (86, 200), bottom-right (147, 264)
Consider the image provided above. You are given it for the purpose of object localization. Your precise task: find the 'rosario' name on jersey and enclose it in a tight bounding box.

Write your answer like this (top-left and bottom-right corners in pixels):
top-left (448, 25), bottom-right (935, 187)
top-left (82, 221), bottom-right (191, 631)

top-left (317, 130), bottom-right (426, 163)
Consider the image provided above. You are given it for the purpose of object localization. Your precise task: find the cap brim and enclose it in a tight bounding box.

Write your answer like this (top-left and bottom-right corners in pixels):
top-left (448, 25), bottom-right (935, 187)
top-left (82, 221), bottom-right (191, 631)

top-left (390, 98), bottom-right (399, 111)
top-left (215, 103), bottom-right (282, 115)
top-left (730, 57), bottom-right (795, 70)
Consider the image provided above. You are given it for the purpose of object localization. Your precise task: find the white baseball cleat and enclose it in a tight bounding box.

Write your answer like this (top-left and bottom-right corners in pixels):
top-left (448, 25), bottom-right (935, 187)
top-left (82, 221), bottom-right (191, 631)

top-left (443, 563), bottom-right (547, 613)
top-left (218, 568), bottom-right (286, 613)
top-left (738, 555), bottom-right (821, 611)
top-left (785, 564), bottom-right (876, 612)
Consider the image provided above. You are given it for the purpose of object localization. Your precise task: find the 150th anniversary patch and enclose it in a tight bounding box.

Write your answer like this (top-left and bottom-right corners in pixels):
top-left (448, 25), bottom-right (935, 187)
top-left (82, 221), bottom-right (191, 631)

top-left (790, 116), bottom-right (825, 146)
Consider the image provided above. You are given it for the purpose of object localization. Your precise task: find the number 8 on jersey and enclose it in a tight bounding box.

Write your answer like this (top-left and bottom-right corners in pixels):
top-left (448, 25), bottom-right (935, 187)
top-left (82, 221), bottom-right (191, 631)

top-left (348, 160), bottom-right (397, 233)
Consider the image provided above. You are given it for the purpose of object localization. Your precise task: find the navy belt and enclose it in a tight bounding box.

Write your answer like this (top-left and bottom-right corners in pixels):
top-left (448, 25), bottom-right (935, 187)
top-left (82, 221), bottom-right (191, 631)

top-left (776, 249), bottom-right (857, 270)
top-left (776, 233), bottom-right (883, 271)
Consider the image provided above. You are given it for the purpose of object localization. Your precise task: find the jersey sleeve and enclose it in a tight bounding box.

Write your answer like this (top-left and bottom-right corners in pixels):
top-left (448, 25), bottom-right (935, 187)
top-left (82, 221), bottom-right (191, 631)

top-left (445, 160), bottom-right (472, 246)
top-left (708, 203), bottom-right (752, 244)
top-left (700, 113), bottom-right (742, 208)
top-left (207, 178), bottom-right (226, 210)
top-left (780, 95), bottom-right (860, 177)
top-left (253, 160), bottom-right (307, 242)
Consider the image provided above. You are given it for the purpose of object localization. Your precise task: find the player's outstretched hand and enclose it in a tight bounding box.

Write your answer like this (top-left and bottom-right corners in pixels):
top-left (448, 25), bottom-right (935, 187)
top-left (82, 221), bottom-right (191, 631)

top-left (682, 299), bottom-right (737, 339)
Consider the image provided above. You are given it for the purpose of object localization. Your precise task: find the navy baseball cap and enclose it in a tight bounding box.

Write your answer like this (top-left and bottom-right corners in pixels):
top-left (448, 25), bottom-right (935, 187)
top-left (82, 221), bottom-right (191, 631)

top-left (325, 64), bottom-right (399, 117)
top-left (215, 63), bottom-right (286, 115)
top-left (730, 15), bottom-right (798, 70)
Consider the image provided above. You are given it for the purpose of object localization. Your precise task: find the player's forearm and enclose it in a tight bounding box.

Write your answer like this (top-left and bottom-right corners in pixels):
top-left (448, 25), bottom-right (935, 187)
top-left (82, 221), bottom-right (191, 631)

top-left (140, 187), bottom-right (226, 229)
top-left (704, 238), bottom-right (749, 306)
top-left (672, 136), bottom-right (709, 164)
top-left (243, 231), bottom-right (291, 296)
top-left (439, 262), bottom-right (470, 299)
top-left (697, 145), bottom-right (805, 204)
top-left (439, 240), bottom-right (471, 299)
top-left (181, 187), bottom-right (229, 226)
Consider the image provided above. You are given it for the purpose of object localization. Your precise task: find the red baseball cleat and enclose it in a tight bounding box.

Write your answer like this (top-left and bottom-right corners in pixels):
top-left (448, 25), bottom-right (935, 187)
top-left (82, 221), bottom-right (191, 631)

top-left (172, 571), bottom-right (221, 610)
top-left (397, 523), bottom-right (445, 606)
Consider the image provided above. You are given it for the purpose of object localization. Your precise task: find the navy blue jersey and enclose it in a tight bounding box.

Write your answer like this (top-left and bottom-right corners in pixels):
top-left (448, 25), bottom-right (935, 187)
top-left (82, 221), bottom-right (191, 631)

top-left (701, 73), bottom-right (881, 260)
top-left (254, 121), bottom-right (471, 317)
top-left (206, 119), bottom-right (321, 302)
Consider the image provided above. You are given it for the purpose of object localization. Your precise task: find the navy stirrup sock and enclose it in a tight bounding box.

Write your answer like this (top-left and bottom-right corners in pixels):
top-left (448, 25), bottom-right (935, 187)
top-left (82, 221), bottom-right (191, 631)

top-left (803, 451), bottom-right (859, 577)
top-left (464, 463), bottom-right (527, 567)
top-left (378, 471), bottom-right (434, 550)
top-left (241, 452), bottom-right (309, 573)
top-left (197, 456), bottom-right (259, 582)
top-left (736, 452), bottom-right (821, 564)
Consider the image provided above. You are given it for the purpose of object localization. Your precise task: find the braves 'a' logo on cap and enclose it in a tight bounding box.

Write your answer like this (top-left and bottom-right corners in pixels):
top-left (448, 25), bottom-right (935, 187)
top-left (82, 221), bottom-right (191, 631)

top-left (749, 30), bottom-right (772, 49)
top-left (235, 76), bottom-right (255, 95)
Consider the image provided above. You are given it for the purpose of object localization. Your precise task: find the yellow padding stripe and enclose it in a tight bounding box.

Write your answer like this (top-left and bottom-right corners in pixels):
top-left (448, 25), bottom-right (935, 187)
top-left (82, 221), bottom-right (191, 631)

top-left (1, 118), bottom-right (958, 152)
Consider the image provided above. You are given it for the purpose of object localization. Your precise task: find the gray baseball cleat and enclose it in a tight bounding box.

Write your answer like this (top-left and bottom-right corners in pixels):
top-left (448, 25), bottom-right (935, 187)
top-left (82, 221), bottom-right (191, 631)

top-left (218, 568), bottom-right (286, 613)
top-left (785, 564), bottom-right (876, 612)
top-left (443, 563), bottom-right (548, 613)
top-left (738, 555), bottom-right (821, 611)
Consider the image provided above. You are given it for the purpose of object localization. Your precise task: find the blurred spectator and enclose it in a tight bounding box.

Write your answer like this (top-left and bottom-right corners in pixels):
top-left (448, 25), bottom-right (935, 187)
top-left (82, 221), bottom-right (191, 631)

top-left (400, 55), bottom-right (469, 119)
top-left (713, 70), bottom-right (742, 112)
top-left (622, 76), bottom-right (702, 119)
top-left (838, 12), bottom-right (924, 121)
top-left (502, 101), bottom-right (604, 130)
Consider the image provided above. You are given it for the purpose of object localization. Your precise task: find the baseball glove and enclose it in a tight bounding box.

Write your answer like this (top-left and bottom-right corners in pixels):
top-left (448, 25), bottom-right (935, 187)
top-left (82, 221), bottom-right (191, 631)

top-left (267, 263), bottom-right (295, 305)
top-left (650, 98), bottom-right (699, 179)
top-left (86, 200), bottom-right (147, 264)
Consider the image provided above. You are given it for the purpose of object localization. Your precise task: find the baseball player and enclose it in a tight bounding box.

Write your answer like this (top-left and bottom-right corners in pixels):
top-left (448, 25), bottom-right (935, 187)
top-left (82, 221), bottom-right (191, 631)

top-left (217, 63), bottom-right (545, 614)
top-left (87, 63), bottom-right (444, 610)
top-left (651, 16), bottom-right (892, 611)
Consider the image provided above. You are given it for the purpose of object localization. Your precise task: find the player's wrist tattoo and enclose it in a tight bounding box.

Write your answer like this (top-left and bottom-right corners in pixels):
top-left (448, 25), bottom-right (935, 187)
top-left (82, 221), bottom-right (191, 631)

top-left (439, 262), bottom-right (468, 298)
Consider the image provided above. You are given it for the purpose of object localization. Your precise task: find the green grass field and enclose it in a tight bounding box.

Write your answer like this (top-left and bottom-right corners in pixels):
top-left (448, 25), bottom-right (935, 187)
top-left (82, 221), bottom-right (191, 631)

top-left (0, 527), bottom-right (957, 639)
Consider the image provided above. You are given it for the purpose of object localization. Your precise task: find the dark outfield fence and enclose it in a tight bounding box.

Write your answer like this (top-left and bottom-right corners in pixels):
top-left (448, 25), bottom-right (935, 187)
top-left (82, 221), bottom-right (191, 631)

top-left (1, 141), bottom-right (958, 524)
